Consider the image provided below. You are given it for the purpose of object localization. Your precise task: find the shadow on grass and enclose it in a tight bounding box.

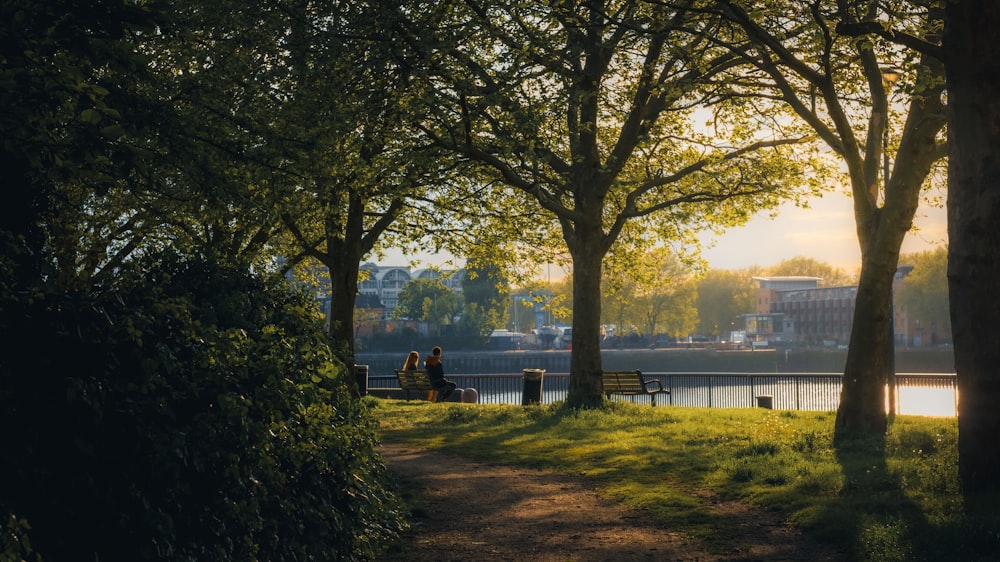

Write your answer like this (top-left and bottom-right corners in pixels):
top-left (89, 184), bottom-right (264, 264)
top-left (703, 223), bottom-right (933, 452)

top-left (378, 399), bottom-right (1000, 561)
top-left (379, 401), bottom-right (845, 559)
top-left (829, 424), bottom-right (999, 562)
top-left (830, 430), bottom-right (928, 561)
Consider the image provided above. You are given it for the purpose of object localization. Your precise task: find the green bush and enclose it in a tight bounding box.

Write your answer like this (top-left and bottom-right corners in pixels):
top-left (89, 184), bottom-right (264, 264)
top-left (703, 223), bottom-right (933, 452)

top-left (0, 253), bottom-right (405, 561)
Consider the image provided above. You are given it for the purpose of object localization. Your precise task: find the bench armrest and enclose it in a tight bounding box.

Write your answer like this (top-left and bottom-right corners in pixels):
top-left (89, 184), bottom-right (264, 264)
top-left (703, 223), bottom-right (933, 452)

top-left (642, 379), bottom-right (663, 393)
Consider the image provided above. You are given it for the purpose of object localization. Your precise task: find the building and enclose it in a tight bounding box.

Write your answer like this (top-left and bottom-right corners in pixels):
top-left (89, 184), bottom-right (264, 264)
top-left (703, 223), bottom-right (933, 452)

top-left (750, 276), bottom-right (858, 346)
top-left (357, 263), bottom-right (465, 315)
top-left (745, 268), bottom-right (949, 348)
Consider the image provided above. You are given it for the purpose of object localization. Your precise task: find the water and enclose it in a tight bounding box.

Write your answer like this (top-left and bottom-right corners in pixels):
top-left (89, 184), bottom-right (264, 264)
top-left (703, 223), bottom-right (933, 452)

top-left (370, 372), bottom-right (958, 416)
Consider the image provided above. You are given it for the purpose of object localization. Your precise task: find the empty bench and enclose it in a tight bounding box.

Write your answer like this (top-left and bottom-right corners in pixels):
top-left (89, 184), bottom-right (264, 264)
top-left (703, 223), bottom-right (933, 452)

top-left (393, 369), bottom-right (435, 401)
top-left (602, 370), bottom-right (670, 406)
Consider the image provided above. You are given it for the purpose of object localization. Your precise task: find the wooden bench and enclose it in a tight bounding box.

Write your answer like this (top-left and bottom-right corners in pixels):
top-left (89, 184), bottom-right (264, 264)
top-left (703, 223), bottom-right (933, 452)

top-left (602, 370), bottom-right (670, 406)
top-left (394, 369), bottom-right (436, 401)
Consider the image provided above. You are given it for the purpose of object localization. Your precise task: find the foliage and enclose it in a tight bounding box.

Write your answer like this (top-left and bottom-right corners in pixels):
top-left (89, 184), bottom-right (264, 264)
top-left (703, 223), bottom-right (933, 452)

top-left (602, 248), bottom-right (699, 338)
top-left (695, 269), bottom-right (757, 337)
top-left (897, 247), bottom-right (951, 342)
top-left (392, 277), bottom-right (462, 328)
top-left (0, 254), bottom-right (406, 561)
top-left (0, 0), bottom-right (163, 294)
top-left (458, 261), bottom-right (510, 339)
top-left (374, 401), bottom-right (997, 561)
top-left (766, 256), bottom-right (858, 286)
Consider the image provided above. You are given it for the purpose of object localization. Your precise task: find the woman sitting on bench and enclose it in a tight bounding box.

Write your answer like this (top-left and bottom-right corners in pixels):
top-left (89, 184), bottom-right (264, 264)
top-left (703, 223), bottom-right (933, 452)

top-left (402, 350), bottom-right (420, 371)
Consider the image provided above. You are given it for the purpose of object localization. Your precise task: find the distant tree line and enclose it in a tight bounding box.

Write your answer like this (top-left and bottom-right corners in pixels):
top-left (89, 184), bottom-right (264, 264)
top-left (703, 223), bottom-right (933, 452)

top-left (377, 251), bottom-right (947, 349)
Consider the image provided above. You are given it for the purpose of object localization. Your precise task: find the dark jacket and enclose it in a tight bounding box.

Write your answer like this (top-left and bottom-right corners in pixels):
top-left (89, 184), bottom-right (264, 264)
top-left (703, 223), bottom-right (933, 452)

top-left (424, 355), bottom-right (447, 388)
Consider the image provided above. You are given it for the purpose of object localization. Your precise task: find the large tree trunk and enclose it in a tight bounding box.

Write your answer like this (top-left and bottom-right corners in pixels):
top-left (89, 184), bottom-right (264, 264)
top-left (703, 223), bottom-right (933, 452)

top-left (320, 190), bottom-right (397, 398)
top-left (836, 254), bottom-right (895, 435)
top-left (322, 194), bottom-right (366, 360)
top-left (944, 0), bottom-right (1000, 493)
top-left (328, 256), bottom-right (361, 354)
top-left (566, 238), bottom-right (606, 408)
top-left (324, 235), bottom-right (364, 396)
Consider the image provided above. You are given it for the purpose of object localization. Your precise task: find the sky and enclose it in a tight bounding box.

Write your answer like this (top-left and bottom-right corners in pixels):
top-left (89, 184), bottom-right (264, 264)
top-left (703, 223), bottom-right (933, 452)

top-left (381, 189), bottom-right (948, 275)
top-left (697, 189), bottom-right (949, 273)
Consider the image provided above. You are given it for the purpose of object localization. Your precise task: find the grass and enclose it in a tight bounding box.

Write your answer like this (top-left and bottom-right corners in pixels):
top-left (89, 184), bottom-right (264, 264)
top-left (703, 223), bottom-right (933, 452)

top-left (370, 398), bottom-right (1000, 561)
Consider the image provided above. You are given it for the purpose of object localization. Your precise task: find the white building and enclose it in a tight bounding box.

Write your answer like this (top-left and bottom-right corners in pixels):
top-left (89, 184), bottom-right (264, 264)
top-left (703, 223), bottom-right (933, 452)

top-left (357, 263), bottom-right (465, 313)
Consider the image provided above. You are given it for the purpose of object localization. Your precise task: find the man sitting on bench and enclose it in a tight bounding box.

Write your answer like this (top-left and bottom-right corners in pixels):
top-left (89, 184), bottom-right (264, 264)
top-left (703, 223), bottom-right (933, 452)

top-left (424, 345), bottom-right (457, 401)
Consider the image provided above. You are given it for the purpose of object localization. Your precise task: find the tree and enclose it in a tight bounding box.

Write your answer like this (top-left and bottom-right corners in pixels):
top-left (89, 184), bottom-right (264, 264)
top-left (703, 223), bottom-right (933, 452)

top-left (713, 0), bottom-right (947, 435)
top-left (897, 247), bottom-right (950, 344)
top-left (392, 277), bottom-right (463, 334)
top-left (696, 268), bottom-right (757, 338)
top-left (460, 260), bottom-right (511, 340)
top-left (256, 0), bottom-right (432, 367)
top-left (0, 1), bottom-right (162, 293)
top-left (943, 0), bottom-right (1000, 493)
top-left (402, 0), bottom-right (814, 407)
top-left (603, 248), bottom-right (698, 339)
top-left (766, 257), bottom-right (857, 287)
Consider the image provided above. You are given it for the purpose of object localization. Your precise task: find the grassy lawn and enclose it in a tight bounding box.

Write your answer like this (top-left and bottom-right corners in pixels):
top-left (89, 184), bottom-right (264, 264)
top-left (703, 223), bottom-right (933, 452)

top-left (371, 398), bottom-right (1000, 562)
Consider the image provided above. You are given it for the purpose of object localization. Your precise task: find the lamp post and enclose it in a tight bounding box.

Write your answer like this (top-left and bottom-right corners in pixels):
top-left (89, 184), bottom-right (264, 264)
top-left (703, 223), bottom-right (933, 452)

top-left (881, 66), bottom-right (901, 418)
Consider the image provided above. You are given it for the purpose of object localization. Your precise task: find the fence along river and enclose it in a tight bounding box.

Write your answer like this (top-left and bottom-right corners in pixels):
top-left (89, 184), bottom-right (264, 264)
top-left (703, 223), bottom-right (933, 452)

top-left (359, 348), bottom-right (958, 417)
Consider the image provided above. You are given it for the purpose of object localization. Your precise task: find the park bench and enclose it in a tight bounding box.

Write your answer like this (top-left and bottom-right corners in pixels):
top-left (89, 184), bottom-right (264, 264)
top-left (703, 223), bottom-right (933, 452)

top-left (602, 369), bottom-right (670, 406)
top-left (393, 369), bottom-right (437, 401)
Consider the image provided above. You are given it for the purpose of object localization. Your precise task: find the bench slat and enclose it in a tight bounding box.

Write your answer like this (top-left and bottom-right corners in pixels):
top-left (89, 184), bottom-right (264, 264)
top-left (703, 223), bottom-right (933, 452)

top-left (394, 369), bottom-right (435, 401)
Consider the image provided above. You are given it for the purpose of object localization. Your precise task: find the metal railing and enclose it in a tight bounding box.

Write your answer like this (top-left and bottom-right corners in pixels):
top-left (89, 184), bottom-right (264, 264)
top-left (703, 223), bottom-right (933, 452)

top-left (366, 371), bottom-right (959, 416)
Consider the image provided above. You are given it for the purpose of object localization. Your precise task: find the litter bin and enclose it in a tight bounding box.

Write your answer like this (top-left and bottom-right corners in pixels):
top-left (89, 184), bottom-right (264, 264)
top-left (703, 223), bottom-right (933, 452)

top-left (521, 368), bottom-right (545, 405)
top-left (756, 395), bottom-right (773, 409)
top-left (354, 364), bottom-right (369, 397)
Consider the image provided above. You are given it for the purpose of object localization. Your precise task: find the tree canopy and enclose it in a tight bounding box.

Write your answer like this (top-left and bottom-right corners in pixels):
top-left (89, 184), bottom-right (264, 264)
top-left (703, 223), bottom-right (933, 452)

top-left (766, 256), bottom-right (857, 286)
top-left (398, 0), bottom-right (819, 406)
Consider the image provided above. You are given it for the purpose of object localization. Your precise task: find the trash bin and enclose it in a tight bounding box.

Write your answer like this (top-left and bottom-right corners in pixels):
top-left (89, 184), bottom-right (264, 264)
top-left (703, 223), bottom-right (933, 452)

top-left (521, 368), bottom-right (545, 405)
top-left (354, 365), bottom-right (369, 397)
top-left (756, 395), bottom-right (773, 409)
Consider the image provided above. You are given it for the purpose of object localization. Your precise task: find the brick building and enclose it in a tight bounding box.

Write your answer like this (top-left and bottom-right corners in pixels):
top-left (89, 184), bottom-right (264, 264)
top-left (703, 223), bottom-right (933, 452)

top-left (749, 276), bottom-right (857, 346)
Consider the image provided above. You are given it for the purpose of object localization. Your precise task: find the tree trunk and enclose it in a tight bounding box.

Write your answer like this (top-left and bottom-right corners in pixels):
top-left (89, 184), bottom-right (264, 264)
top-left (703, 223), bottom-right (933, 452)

top-left (321, 190), bottom-right (385, 399)
top-left (835, 47), bottom-right (945, 438)
top-left (836, 256), bottom-right (895, 435)
top-left (944, 0), bottom-right (1000, 493)
top-left (328, 256), bottom-right (361, 355)
top-left (566, 236), bottom-right (607, 408)
top-left (561, 180), bottom-right (612, 409)
top-left (325, 237), bottom-right (364, 396)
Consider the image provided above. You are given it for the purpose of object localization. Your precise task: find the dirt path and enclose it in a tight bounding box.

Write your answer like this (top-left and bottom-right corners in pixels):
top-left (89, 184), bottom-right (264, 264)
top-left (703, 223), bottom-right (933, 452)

top-left (378, 443), bottom-right (847, 561)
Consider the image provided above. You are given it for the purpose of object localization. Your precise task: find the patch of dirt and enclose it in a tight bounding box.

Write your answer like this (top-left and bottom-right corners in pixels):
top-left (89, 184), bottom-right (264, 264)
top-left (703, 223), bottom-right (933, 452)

top-left (378, 443), bottom-right (847, 561)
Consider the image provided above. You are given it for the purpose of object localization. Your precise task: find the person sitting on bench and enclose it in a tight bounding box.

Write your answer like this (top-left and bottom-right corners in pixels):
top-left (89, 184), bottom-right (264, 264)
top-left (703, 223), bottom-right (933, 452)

top-left (424, 345), bottom-right (457, 401)
top-left (402, 350), bottom-right (420, 371)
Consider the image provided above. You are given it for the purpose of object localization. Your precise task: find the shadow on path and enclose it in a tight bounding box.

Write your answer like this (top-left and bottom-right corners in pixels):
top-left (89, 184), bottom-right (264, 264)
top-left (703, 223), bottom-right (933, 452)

top-left (378, 443), bottom-right (847, 562)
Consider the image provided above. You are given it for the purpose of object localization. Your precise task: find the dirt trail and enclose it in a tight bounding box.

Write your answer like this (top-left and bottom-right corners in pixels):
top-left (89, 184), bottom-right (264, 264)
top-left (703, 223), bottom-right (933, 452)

top-left (378, 443), bottom-right (847, 561)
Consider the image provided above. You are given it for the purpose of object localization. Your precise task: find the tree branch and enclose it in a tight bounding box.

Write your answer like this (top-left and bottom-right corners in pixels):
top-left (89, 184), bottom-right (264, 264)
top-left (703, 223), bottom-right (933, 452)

top-left (834, 21), bottom-right (943, 60)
